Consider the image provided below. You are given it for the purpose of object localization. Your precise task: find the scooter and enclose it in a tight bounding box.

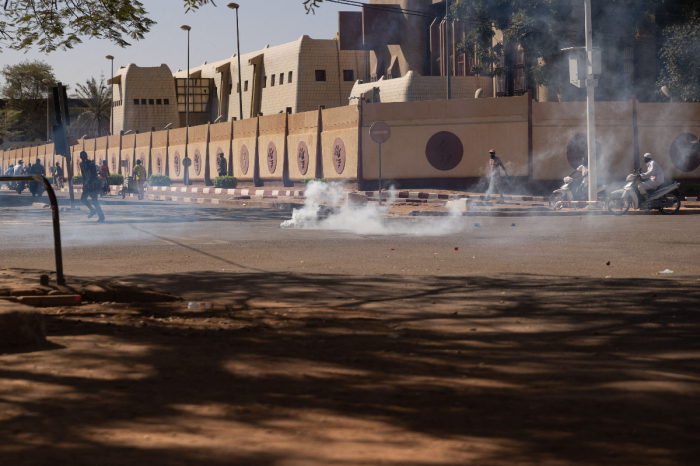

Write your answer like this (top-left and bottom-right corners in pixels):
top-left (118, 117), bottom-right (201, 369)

top-left (98, 174), bottom-right (110, 197)
top-left (549, 175), bottom-right (606, 209)
top-left (29, 179), bottom-right (45, 197)
top-left (607, 168), bottom-right (681, 215)
top-left (9, 180), bottom-right (26, 194)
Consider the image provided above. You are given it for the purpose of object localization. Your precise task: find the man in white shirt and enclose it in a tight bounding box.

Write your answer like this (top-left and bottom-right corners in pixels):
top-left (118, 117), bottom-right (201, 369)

top-left (638, 153), bottom-right (664, 197)
top-left (13, 160), bottom-right (24, 175)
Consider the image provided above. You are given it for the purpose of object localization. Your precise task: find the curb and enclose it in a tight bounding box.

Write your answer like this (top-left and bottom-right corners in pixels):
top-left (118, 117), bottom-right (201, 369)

top-left (409, 209), bottom-right (700, 217)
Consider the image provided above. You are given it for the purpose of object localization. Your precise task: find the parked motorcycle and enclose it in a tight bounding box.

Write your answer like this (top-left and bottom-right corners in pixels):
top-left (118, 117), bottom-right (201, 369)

top-left (607, 168), bottom-right (681, 215)
top-left (549, 175), bottom-right (606, 209)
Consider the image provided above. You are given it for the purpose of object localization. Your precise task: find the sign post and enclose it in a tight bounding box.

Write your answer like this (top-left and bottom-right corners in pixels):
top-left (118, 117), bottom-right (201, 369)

top-left (369, 122), bottom-right (391, 205)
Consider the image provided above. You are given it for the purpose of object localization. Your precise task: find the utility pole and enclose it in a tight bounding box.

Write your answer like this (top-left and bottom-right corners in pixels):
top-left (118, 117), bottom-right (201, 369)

top-left (584, 0), bottom-right (597, 206)
top-left (446, 0), bottom-right (451, 100)
top-left (106, 55), bottom-right (114, 135)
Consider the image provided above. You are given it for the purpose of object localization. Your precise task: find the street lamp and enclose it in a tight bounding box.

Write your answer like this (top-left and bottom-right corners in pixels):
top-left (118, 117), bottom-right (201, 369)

top-left (227, 3), bottom-right (244, 120)
top-left (180, 25), bottom-right (191, 128)
top-left (106, 55), bottom-right (114, 135)
top-left (41, 79), bottom-right (50, 142)
top-left (446, 0), bottom-right (451, 100)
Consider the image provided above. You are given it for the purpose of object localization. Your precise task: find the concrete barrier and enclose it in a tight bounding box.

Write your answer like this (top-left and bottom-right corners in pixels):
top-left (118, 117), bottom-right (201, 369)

top-left (167, 127), bottom-right (187, 182)
top-left (232, 117), bottom-right (258, 185)
top-left (186, 124), bottom-right (209, 184)
top-left (321, 105), bottom-right (360, 182)
top-left (95, 136), bottom-right (108, 167)
top-left (287, 109), bottom-right (320, 183)
top-left (120, 133), bottom-right (135, 177)
top-left (151, 130), bottom-right (168, 176)
top-left (209, 120), bottom-right (233, 179)
top-left (258, 113), bottom-right (287, 185)
top-left (135, 132), bottom-right (152, 177)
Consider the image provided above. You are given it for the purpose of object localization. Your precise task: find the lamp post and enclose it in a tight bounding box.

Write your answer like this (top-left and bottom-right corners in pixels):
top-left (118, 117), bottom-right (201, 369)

top-left (446, 0), bottom-right (451, 100)
top-left (227, 3), bottom-right (244, 120)
top-left (41, 79), bottom-right (50, 142)
top-left (106, 55), bottom-right (114, 136)
top-left (180, 25), bottom-right (191, 127)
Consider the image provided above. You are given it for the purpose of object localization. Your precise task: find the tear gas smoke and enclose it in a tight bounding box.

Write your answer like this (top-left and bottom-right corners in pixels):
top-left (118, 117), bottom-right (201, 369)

top-left (280, 181), bottom-right (467, 236)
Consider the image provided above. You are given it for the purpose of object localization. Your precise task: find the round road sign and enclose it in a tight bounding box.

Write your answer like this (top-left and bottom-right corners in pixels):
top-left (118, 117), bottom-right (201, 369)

top-left (370, 122), bottom-right (391, 144)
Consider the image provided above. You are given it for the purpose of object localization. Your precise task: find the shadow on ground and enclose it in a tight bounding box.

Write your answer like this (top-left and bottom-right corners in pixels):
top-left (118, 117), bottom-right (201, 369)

top-left (1, 271), bottom-right (700, 465)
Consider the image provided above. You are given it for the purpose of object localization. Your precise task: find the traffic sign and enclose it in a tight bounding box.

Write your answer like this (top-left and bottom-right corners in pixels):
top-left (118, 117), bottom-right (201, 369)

top-left (369, 122), bottom-right (391, 144)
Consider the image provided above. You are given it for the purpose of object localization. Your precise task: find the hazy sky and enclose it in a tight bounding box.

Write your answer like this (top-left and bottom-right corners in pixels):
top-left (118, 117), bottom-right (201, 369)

top-left (1, 0), bottom-right (360, 89)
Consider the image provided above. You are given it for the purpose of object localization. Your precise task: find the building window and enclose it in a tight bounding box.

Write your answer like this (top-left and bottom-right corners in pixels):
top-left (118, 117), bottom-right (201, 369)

top-left (288, 71), bottom-right (293, 83)
top-left (315, 70), bottom-right (326, 82)
top-left (229, 82), bottom-right (233, 95)
top-left (343, 70), bottom-right (355, 82)
top-left (237, 82), bottom-right (241, 93)
top-left (244, 81), bottom-right (248, 92)
top-left (271, 74), bottom-right (276, 86)
top-left (149, 99), bottom-right (155, 105)
top-left (263, 76), bottom-right (267, 88)
top-left (140, 99), bottom-right (146, 105)
top-left (156, 99), bottom-right (162, 105)
top-left (134, 99), bottom-right (140, 105)
top-left (164, 99), bottom-right (170, 105)
top-left (175, 78), bottom-right (212, 113)
top-left (279, 73), bottom-right (284, 85)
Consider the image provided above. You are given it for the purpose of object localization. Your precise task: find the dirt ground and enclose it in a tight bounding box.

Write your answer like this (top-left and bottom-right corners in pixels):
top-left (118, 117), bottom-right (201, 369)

top-left (2, 269), bottom-right (700, 465)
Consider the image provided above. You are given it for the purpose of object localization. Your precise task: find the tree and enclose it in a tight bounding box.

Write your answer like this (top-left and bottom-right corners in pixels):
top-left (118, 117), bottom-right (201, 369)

top-left (72, 77), bottom-right (112, 138)
top-left (0, 107), bottom-right (23, 145)
top-left (0, 0), bottom-right (217, 53)
top-left (0, 60), bottom-right (56, 142)
top-left (657, 22), bottom-right (700, 102)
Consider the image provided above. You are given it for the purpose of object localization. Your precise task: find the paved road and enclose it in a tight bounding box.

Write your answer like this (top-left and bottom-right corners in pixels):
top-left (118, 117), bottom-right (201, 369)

top-left (2, 190), bottom-right (698, 281)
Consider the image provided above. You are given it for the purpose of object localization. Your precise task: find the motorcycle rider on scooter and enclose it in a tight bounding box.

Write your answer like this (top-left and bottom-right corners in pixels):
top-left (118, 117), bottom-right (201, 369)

top-left (638, 153), bottom-right (664, 199)
top-left (567, 157), bottom-right (589, 199)
top-left (28, 157), bottom-right (46, 196)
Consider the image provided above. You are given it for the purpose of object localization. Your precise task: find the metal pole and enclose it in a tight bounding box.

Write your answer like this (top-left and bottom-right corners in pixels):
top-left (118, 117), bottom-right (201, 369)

top-left (186, 29), bottom-right (190, 128)
top-left (446, 0), bottom-right (451, 100)
top-left (236, 8), bottom-right (244, 120)
top-left (378, 142), bottom-right (382, 206)
top-left (0, 176), bottom-right (65, 285)
top-left (46, 85), bottom-right (50, 141)
top-left (110, 58), bottom-right (114, 136)
top-left (584, 0), bottom-right (597, 205)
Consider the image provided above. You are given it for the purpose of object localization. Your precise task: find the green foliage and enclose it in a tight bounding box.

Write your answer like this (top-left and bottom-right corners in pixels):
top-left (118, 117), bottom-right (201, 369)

top-left (303, 178), bottom-right (327, 185)
top-left (684, 183), bottom-right (700, 194)
top-left (148, 174), bottom-right (171, 186)
top-left (72, 174), bottom-right (83, 184)
top-left (72, 76), bottom-right (112, 138)
top-left (107, 173), bottom-right (124, 185)
top-left (0, 108), bottom-right (23, 144)
top-left (0, 0), bottom-right (155, 53)
top-left (213, 176), bottom-right (237, 188)
top-left (657, 22), bottom-right (700, 102)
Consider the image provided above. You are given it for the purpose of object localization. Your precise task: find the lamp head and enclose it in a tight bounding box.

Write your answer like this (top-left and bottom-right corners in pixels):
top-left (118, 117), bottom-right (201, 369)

top-left (105, 55), bottom-right (114, 60)
top-left (227, 3), bottom-right (240, 9)
top-left (180, 25), bottom-right (191, 31)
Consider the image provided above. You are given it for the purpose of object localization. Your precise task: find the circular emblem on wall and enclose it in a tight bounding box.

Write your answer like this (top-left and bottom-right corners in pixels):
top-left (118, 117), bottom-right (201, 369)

top-left (332, 138), bottom-right (346, 174)
top-left (297, 141), bottom-right (309, 175)
top-left (670, 133), bottom-right (700, 172)
top-left (425, 131), bottom-right (463, 171)
top-left (111, 153), bottom-right (117, 173)
top-left (139, 152), bottom-right (146, 169)
top-left (240, 145), bottom-right (249, 175)
top-left (174, 151), bottom-right (181, 177)
top-left (156, 153), bottom-right (163, 174)
top-left (194, 149), bottom-right (202, 175)
top-left (267, 141), bottom-right (277, 174)
top-left (567, 133), bottom-right (601, 169)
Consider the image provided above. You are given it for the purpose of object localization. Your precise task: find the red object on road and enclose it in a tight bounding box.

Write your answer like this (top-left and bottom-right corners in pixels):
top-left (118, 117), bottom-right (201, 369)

top-left (455, 247), bottom-right (459, 251)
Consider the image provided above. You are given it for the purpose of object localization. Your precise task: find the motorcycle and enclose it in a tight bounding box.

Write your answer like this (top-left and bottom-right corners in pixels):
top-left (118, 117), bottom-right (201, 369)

top-left (607, 168), bottom-right (681, 215)
top-left (29, 179), bottom-right (45, 197)
top-left (549, 174), bottom-right (606, 209)
top-left (98, 174), bottom-right (110, 197)
top-left (9, 180), bottom-right (26, 194)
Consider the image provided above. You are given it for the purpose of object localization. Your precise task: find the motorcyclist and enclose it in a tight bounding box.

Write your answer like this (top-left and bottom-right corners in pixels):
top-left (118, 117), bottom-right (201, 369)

top-left (638, 153), bottom-right (664, 199)
top-left (13, 160), bottom-right (24, 175)
top-left (566, 157), bottom-right (589, 198)
top-left (28, 157), bottom-right (46, 196)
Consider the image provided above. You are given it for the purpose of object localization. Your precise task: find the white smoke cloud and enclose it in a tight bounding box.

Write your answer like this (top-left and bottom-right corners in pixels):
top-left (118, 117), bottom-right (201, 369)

top-left (280, 181), bottom-right (467, 236)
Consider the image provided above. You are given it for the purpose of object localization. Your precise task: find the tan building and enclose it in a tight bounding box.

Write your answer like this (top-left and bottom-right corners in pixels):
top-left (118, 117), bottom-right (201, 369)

top-left (111, 36), bottom-right (369, 134)
top-left (109, 64), bottom-right (180, 134)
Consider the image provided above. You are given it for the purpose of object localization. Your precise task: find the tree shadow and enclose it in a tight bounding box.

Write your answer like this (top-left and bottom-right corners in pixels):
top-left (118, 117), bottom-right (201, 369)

top-left (1, 272), bottom-right (700, 465)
